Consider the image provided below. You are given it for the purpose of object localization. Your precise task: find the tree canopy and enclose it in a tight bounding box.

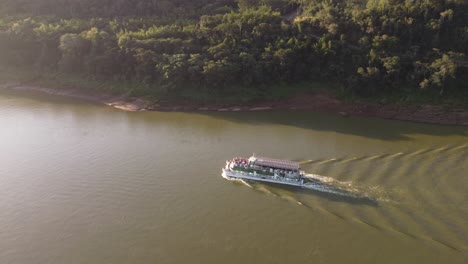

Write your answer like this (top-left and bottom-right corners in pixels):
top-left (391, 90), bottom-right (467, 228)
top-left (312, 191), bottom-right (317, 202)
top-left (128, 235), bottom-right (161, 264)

top-left (0, 0), bottom-right (467, 100)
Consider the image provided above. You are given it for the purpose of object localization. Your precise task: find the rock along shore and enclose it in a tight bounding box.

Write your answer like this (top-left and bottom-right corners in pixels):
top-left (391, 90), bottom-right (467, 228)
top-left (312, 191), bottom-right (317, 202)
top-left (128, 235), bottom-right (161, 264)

top-left (1, 83), bottom-right (468, 126)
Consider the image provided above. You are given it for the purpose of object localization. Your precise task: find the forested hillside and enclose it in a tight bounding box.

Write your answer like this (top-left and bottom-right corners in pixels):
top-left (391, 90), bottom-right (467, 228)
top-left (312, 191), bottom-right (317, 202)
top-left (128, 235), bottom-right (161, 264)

top-left (1, 0), bottom-right (467, 103)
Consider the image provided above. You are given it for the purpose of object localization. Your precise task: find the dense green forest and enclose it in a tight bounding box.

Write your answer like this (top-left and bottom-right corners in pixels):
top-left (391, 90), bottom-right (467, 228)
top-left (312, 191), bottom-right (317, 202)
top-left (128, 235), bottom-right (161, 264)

top-left (0, 0), bottom-right (467, 103)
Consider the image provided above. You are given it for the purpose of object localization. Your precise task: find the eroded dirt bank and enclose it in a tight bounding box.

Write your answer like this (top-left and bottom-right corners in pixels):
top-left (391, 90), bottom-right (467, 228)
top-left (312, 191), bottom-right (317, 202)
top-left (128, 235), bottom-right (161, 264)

top-left (1, 83), bottom-right (467, 126)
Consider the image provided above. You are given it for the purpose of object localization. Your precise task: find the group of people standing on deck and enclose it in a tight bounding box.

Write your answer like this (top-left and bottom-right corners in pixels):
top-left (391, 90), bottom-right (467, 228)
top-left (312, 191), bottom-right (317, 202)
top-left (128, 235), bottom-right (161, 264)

top-left (233, 158), bottom-right (249, 168)
top-left (232, 157), bottom-right (299, 177)
top-left (274, 168), bottom-right (291, 175)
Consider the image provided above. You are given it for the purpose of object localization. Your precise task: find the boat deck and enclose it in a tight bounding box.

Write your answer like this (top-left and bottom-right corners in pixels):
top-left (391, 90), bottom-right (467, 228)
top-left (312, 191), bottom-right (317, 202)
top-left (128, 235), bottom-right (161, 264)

top-left (222, 169), bottom-right (304, 187)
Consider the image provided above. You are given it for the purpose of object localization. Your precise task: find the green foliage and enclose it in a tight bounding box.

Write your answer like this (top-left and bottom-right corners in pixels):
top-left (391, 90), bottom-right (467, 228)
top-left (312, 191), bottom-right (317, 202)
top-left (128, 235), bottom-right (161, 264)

top-left (237, 0), bottom-right (261, 10)
top-left (0, 0), bottom-right (467, 102)
top-left (0, 0), bottom-right (231, 18)
top-left (417, 51), bottom-right (463, 94)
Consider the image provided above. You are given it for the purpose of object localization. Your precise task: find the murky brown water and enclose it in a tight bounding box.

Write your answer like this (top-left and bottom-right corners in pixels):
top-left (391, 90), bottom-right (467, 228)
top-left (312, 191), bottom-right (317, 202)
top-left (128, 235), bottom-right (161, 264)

top-left (0, 91), bottom-right (467, 264)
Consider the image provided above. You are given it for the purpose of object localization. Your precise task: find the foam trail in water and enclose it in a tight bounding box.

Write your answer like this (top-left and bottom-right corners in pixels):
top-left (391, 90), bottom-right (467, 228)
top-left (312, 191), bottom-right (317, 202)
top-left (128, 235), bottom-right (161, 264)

top-left (301, 152), bottom-right (402, 167)
top-left (303, 181), bottom-right (358, 197)
top-left (406, 147), bottom-right (434, 157)
top-left (387, 152), bottom-right (404, 158)
top-left (304, 173), bottom-right (336, 183)
top-left (450, 144), bottom-right (468, 152)
top-left (254, 185), bottom-right (277, 196)
top-left (363, 155), bottom-right (383, 161)
top-left (316, 158), bottom-right (337, 165)
top-left (279, 194), bottom-right (302, 204)
top-left (340, 157), bottom-right (359, 163)
top-left (303, 173), bottom-right (370, 199)
top-left (434, 146), bottom-right (449, 153)
top-left (222, 172), bottom-right (252, 188)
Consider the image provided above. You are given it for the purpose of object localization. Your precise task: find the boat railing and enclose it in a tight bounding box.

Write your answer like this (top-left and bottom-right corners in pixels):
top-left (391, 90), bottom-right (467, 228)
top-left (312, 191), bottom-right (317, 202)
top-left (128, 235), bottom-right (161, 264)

top-left (232, 170), bottom-right (301, 183)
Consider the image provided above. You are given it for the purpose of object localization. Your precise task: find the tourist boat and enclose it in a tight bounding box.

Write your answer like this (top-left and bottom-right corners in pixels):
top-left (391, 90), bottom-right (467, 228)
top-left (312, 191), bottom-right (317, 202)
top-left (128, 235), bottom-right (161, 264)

top-left (222, 155), bottom-right (312, 188)
top-left (223, 155), bottom-right (375, 200)
top-left (222, 155), bottom-right (375, 200)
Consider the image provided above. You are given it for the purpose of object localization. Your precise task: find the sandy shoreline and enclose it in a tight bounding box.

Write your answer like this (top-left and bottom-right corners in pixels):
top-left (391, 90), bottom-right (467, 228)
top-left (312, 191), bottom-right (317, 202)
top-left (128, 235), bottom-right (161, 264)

top-left (1, 83), bottom-right (468, 126)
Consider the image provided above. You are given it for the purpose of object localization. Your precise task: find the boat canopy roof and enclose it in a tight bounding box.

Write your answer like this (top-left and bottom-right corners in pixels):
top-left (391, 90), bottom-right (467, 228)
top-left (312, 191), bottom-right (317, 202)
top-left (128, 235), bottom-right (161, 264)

top-left (250, 156), bottom-right (300, 170)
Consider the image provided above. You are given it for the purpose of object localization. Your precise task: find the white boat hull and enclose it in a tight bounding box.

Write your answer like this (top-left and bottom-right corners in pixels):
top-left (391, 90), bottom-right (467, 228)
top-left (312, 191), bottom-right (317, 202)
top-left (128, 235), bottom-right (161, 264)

top-left (222, 169), bottom-right (304, 187)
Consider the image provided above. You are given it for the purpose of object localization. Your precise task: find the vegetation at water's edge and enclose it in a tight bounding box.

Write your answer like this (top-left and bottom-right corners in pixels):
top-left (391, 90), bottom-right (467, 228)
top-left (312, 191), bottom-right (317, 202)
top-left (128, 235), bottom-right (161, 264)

top-left (0, 0), bottom-right (467, 106)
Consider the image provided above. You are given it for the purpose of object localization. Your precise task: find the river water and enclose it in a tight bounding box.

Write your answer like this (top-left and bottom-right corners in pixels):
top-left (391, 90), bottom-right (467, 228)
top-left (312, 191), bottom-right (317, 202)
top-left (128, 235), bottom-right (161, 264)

top-left (0, 91), bottom-right (467, 264)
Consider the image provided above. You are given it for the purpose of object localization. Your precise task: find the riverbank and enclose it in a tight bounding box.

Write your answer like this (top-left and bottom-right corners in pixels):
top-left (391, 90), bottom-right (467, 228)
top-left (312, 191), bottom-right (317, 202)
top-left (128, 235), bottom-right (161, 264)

top-left (1, 82), bottom-right (468, 126)
top-left (0, 82), bottom-right (149, 112)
